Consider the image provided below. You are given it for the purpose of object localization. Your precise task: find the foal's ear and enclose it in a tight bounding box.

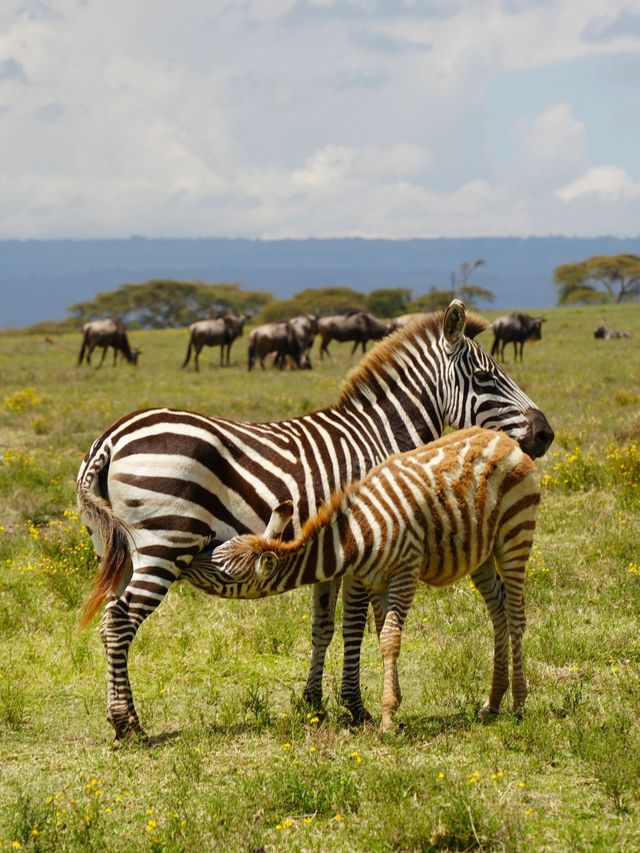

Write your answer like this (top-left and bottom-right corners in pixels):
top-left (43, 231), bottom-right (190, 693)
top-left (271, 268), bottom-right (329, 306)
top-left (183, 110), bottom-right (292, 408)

top-left (264, 500), bottom-right (294, 540)
top-left (443, 299), bottom-right (467, 348)
top-left (256, 551), bottom-right (279, 578)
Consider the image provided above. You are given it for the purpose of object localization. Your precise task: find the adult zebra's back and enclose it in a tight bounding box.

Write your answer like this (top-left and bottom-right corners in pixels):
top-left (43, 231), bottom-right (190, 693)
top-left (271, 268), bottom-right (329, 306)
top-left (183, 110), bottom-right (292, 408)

top-left (78, 300), bottom-right (554, 740)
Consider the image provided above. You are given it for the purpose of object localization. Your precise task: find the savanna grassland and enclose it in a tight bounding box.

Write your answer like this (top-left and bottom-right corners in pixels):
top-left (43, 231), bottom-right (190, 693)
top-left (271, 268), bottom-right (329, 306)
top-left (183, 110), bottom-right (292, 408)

top-left (1, 303), bottom-right (639, 852)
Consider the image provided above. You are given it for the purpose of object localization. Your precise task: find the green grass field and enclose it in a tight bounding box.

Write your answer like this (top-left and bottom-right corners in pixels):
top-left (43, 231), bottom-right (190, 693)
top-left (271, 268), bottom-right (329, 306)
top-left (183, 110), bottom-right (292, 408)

top-left (1, 303), bottom-right (639, 852)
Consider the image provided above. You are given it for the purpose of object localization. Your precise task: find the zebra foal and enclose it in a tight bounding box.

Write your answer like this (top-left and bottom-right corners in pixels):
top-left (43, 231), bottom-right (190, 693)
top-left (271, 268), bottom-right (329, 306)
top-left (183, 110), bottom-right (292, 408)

top-left (209, 427), bottom-right (540, 732)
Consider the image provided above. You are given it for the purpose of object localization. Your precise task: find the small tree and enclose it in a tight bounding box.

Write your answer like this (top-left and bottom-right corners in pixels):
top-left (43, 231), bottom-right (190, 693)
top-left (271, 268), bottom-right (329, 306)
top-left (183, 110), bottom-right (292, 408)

top-left (450, 259), bottom-right (494, 307)
top-left (554, 255), bottom-right (640, 305)
top-left (457, 284), bottom-right (495, 308)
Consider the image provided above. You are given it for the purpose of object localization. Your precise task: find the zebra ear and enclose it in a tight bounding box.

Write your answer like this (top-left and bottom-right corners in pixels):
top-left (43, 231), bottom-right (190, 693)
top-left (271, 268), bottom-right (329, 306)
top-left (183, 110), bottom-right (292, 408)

top-left (443, 300), bottom-right (467, 348)
top-left (256, 551), bottom-right (279, 579)
top-left (264, 501), bottom-right (294, 540)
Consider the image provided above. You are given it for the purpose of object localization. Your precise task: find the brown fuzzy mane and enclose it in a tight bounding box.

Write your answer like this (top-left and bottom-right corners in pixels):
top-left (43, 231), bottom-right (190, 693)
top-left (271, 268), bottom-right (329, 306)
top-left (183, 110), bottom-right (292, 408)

top-left (259, 479), bottom-right (361, 557)
top-left (337, 309), bottom-right (488, 407)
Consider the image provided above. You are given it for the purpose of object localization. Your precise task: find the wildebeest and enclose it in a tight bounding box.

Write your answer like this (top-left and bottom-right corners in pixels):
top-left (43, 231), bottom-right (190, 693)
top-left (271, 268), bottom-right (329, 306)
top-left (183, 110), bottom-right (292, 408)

top-left (248, 321), bottom-right (312, 371)
top-left (490, 312), bottom-right (545, 363)
top-left (78, 319), bottom-right (140, 368)
top-left (288, 314), bottom-right (318, 353)
top-left (594, 325), bottom-right (630, 340)
top-left (318, 312), bottom-right (394, 360)
top-left (392, 312), bottom-right (433, 330)
top-left (182, 314), bottom-right (247, 371)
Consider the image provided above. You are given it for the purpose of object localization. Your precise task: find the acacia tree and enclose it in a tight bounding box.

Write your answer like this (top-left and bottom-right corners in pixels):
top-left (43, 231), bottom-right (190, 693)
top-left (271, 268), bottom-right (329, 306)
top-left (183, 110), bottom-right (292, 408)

top-left (365, 288), bottom-right (412, 318)
top-left (554, 255), bottom-right (640, 304)
top-left (258, 287), bottom-right (367, 322)
top-left (409, 287), bottom-right (456, 312)
top-left (68, 280), bottom-right (272, 328)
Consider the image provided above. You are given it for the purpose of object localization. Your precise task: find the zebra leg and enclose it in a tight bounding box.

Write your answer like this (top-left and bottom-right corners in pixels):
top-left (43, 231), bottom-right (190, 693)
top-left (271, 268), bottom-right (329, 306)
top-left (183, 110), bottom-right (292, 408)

top-left (369, 590), bottom-right (401, 715)
top-left (303, 579), bottom-right (340, 711)
top-left (339, 576), bottom-right (374, 724)
top-left (496, 538), bottom-right (533, 715)
top-left (99, 565), bottom-right (176, 740)
top-left (471, 557), bottom-right (509, 719)
top-left (502, 567), bottom-right (528, 715)
top-left (375, 576), bottom-right (417, 734)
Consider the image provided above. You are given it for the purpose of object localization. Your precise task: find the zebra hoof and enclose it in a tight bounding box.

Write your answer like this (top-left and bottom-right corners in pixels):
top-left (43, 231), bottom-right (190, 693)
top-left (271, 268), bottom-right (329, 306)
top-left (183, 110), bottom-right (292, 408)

top-left (379, 716), bottom-right (396, 735)
top-left (348, 705), bottom-right (375, 727)
top-left (113, 719), bottom-right (148, 744)
top-left (479, 704), bottom-right (500, 723)
top-left (302, 688), bottom-right (323, 712)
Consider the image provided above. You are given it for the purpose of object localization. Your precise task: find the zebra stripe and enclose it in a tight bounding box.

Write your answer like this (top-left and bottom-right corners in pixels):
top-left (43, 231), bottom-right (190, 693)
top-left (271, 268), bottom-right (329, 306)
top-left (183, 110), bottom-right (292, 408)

top-left (209, 426), bottom-right (541, 732)
top-left (78, 300), bottom-right (553, 739)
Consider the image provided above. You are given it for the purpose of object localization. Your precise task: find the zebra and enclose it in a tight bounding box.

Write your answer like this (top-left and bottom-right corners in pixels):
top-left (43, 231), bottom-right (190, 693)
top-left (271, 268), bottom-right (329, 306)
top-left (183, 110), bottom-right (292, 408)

top-left (208, 427), bottom-right (540, 732)
top-left (77, 299), bottom-right (554, 740)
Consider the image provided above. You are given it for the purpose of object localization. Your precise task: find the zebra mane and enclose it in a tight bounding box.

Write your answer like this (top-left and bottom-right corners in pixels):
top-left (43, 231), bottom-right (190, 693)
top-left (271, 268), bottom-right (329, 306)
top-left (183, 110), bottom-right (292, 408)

top-left (241, 480), bottom-right (361, 560)
top-left (337, 309), bottom-right (489, 407)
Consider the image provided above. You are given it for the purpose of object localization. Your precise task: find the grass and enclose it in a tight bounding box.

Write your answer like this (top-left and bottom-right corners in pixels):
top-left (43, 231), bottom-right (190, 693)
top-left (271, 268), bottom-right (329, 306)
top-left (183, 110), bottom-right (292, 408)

top-left (1, 302), bottom-right (639, 851)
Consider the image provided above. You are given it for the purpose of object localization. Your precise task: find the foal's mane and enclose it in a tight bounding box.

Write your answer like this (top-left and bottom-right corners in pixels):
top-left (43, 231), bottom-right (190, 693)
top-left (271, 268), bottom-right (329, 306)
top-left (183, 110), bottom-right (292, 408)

top-left (337, 309), bottom-right (488, 407)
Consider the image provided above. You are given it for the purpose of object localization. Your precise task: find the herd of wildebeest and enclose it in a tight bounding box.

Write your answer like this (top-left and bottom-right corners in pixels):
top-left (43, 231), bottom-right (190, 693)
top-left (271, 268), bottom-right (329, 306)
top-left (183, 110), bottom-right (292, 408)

top-left (77, 309), bottom-right (548, 370)
top-left (76, 308), bottom-right (630, 371)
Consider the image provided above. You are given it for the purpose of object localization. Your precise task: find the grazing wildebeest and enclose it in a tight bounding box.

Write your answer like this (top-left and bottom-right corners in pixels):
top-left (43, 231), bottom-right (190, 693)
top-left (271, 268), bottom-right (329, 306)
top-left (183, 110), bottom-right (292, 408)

top-left (282, 314), bottom-right (318, 368)
top-left (594, 325), bottom-right (630, 340)
top-left (491, 312), bottom-right (545, 363)
top-left (248, 321), bottom-right (312, 371)
top-left (78, 319), bottom-right (140, 368)
top-left (182, 314), bottom-right (247, 371)
top-left (318, 312), bottom-right (394, 360)
top-left (288, 314), bottom-right (318, 351)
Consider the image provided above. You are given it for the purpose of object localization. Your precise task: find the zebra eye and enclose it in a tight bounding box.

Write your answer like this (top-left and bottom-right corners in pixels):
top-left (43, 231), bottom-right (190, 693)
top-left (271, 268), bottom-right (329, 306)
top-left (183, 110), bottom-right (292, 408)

top-left (475, 370), bottom-right (493, 384)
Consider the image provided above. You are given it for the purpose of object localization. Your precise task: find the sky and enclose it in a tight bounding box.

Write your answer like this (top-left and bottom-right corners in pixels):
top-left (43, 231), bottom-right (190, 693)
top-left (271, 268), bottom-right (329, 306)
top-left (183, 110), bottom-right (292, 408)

top-left (1, 0), bottom-right (640, 240)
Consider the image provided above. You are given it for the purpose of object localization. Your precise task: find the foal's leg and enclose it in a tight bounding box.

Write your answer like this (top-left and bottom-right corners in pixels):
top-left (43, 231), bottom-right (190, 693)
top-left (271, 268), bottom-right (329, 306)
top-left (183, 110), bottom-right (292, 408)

top-left (471, 556), bottom-right (509, 719)
top-left (373, 574), bottom-right (418, 733)
top-left (369, 590), bottom-right (401, 713)
top-left (303, 579), bottom-right (340, 711)
top-left (100, 557), bottom-right (178, 740)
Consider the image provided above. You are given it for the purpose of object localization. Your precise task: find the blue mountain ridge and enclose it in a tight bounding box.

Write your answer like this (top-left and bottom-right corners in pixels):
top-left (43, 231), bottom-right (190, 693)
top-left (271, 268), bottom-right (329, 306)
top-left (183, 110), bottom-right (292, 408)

top-left (1, 235), bottom-right (638, 329)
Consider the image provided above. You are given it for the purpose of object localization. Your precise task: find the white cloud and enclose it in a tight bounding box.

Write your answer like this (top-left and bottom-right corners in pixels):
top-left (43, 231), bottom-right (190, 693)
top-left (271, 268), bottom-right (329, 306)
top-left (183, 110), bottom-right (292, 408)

top-left (554, 166), bottom-right (640, 202)
top-left (292, 144), bottom-right (431, 189)
top-left (0, 0), bottom-right (638, 238)
top-left (509, 104), bottom-right (588, 192)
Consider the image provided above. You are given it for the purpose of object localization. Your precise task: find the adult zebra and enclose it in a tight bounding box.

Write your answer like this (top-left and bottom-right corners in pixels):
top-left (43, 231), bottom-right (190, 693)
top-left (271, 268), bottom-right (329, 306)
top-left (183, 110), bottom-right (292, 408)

top-left (78, 300), bottom-right (553, 739)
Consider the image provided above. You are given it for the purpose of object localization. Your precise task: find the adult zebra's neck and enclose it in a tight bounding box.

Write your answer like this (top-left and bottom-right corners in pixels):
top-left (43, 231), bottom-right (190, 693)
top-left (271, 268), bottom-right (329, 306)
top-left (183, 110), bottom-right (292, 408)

top-left (334, 325), bottom-right (446, 456)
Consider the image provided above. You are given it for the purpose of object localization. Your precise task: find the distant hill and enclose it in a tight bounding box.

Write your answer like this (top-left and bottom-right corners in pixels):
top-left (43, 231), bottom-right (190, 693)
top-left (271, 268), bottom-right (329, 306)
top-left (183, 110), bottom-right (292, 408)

top-left (1, 235), bottom-right (639, 329)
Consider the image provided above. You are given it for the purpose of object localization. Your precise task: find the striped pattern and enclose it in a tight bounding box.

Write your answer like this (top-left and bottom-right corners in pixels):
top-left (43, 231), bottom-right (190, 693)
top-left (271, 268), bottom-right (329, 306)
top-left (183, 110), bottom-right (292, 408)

top-left (210, 427), bottom-right (541, 732)
top-left (77, 300), bottom-right (553, 739)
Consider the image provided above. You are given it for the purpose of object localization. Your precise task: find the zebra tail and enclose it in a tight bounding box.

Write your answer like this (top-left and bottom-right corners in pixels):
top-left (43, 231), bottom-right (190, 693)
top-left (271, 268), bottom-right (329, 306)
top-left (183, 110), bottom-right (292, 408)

top-left (77, 455), bottom-right (132, 628)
